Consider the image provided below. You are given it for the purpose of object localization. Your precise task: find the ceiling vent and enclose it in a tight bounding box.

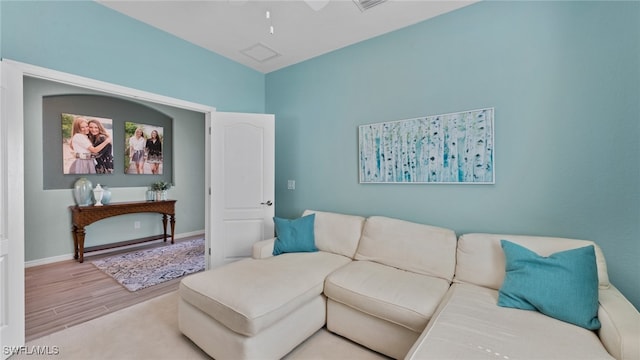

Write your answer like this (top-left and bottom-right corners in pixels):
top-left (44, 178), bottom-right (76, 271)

top-left (353, 0), bottom-right (388, 12)
top-left (240, 43), bottom-right (280, 63)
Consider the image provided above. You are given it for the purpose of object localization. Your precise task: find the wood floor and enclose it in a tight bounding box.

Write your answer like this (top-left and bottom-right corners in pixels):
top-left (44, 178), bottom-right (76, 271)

top-left (25, 235), bottom-right (203, 342)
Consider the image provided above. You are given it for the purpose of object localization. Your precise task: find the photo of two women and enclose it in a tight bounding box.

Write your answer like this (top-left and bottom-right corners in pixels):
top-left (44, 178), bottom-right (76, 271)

top-left (124, 121), bottom-right (164, 175)
top-left (62, 113), bottom-right (114, 175)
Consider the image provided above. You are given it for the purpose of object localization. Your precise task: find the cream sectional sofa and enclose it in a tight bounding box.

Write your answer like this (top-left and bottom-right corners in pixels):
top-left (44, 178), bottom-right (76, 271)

top-left (178, 210), bottom-right (640, 360)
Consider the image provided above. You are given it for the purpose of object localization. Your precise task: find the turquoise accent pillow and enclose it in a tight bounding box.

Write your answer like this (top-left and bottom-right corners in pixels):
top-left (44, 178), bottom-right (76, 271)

top-left (272, 214), bottom-right (318, 255)
top-left (497, 240), bottom-right (600, 330)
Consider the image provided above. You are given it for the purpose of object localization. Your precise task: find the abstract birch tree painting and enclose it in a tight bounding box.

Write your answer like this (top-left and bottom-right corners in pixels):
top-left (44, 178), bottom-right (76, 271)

top-left (359, 108), bottom-right (494, 184)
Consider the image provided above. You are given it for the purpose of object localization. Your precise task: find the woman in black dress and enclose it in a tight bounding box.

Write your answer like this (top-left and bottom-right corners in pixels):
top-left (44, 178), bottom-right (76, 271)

top-left (146, 130), bottom-right (162, 174)
top-left (88, 119), bottom-right (114, 174)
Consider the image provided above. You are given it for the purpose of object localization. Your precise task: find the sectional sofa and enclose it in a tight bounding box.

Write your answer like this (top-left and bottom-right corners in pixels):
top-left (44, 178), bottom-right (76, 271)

top-left (178, 210), bottom-right (639, 359)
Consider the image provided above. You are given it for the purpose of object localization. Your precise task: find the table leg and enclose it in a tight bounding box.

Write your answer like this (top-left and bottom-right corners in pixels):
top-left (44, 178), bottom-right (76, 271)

top-left (162, 214), bottom-right (168, 242)
top-left (170, 214), bottom-right (176, 244)
top-left (76, 227), bottom-right (86, 263)
top-left (72, 225), bottom-right (79, 260)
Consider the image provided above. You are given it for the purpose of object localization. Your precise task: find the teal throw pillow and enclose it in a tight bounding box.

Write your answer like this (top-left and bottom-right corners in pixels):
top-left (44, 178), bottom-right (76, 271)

top-left (272, 214), bottom-right (317, 256)
top-left (497, 240), bottom-right (600, 330)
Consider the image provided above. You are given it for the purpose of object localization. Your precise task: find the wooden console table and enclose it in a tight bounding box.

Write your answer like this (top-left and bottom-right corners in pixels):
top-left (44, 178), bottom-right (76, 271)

top-left (69, 200), bottom-right (176, 263)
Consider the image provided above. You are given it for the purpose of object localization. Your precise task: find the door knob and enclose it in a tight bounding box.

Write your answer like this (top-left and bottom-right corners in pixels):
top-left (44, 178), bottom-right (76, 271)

top-left (261, 200), bottom-right (273, 206)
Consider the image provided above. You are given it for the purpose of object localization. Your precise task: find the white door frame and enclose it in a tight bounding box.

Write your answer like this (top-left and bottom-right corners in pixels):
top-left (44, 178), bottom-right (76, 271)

top-left (1, 58), bottom-right (26, 359)
top-left (0, 59), bottom-right (216, 353)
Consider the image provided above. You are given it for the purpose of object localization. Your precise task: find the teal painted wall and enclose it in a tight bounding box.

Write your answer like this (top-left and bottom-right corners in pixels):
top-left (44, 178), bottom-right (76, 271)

top-left (2, 1), bottom-right (264, 112)
top-left (266, 1), bottom-right (640, 309)
top-left (1, 1), bottom-right (265, 261)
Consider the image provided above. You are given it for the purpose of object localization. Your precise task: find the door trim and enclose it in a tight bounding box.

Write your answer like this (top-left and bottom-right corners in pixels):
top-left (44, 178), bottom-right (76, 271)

top-left (0, 59), bottom-right (216, 353)
top-left (1, 58), bottom-right (25, 360)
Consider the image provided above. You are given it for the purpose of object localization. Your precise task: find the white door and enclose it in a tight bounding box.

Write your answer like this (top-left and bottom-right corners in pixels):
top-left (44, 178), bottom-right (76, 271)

top-left (0, 61), bottom-right (26, 359)
top-left (209, 112), bottom-right (274, 268)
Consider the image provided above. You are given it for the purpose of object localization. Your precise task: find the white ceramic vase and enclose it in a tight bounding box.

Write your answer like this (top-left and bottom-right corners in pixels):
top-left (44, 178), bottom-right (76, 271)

top-left (93, 184), bottom-right (104, 206)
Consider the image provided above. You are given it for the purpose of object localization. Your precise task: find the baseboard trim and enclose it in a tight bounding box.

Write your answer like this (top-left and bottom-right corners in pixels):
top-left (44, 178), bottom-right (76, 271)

top-left (25, 230), bottom-right (205, 268)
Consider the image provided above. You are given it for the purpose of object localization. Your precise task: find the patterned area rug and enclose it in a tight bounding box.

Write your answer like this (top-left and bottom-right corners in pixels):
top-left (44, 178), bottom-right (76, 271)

top-left (91, 238), bottom-right (205, 291)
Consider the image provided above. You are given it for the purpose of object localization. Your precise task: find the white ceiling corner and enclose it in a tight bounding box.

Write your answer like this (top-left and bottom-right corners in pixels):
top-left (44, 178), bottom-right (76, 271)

top-left (96, 0), bottom-right (479, 74)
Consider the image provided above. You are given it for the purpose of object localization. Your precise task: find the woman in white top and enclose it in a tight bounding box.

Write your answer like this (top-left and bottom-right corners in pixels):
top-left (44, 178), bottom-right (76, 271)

top-left (69, 117), bottom-right (112, 174)
top-left (129, 127), bottom-right (146, 174)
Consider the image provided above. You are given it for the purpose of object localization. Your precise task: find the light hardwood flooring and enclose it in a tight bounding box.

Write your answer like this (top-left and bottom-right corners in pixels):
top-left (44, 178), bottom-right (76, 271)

top-left (25, 235), bottom-right (203, 342)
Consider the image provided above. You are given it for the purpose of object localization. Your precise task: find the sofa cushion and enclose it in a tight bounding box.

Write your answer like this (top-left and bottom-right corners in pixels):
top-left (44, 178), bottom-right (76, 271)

top-left (324, 260), bottom-right (451, 333)
top-left (354, 216), bottom-right (457, 281)
top-left (179, 251), bottom-right (351, 336)
top-left (498, 240), bottom-right (600, 330)
top-left (273, 213), bottom-right (317, 255)
top-left (302, 210), bottom-right (365, 258)
top-left (454, 233), bottom-right (610, 290)
top-left (405, 283), bottom-right (613, 360)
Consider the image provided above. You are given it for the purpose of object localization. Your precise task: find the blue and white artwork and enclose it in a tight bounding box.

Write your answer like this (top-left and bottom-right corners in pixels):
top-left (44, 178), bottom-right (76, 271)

top-left (359, 108), bottom-right (494, 184)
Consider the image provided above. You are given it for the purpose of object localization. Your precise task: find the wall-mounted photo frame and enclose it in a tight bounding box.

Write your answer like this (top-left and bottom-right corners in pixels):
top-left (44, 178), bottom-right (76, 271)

top-left (359, 107), bottom-right (494, 184)
top-left (62, 113), bottom-right (114, 175)
top-left (125, 122), bottom-right (164, 175)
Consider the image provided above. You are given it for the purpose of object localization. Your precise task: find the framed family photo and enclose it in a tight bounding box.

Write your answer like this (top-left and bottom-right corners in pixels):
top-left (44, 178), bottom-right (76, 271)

top-left (62, 113), bottom-right (114, 175)
top-left (124, 121), bottom-right (164, 175)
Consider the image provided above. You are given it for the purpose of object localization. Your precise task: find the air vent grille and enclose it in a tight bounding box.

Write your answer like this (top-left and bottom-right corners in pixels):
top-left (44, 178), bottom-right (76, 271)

top-left (240, 43), bottom-right (280, 63)
top-left (353, 0), bottom-right (388, 11)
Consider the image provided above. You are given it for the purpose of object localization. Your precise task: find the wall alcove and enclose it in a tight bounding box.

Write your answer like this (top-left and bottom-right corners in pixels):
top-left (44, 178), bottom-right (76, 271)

top-left (42, 93), bottom-right (174, 189)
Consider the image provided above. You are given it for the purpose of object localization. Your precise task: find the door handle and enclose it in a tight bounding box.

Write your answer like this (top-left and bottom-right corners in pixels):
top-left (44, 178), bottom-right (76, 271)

top-left (261, 200), bottom-right (273, 206)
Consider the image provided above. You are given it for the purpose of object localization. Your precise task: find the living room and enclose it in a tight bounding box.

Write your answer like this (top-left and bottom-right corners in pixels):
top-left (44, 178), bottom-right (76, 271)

top-left (1, 0), bottom-right (638, 356)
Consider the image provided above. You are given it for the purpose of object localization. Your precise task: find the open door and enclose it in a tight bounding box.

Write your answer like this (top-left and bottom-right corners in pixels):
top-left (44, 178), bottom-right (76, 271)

top-left (209, 112), bottom-right (275, 268)
top-left (1, 60), bottom-right (26, 359)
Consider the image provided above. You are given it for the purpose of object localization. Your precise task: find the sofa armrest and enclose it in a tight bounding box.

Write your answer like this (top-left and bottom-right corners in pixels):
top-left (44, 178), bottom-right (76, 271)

top-left (597, 285), bottom-right (640, 360)
top-left (252, 238), bottom-right (275, 259)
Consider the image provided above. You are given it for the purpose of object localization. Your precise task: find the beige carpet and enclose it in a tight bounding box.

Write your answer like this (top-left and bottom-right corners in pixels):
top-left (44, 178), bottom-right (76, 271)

top-left (17, 291), bottom-right (389, 360)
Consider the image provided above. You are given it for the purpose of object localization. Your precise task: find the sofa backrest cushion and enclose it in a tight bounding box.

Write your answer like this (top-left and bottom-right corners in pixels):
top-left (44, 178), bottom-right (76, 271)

top-left (302, 210), bottom-right (366, 258)
top-left (454, 233), bottom-right (610, 290)
top-left (355, 216), bottom-right (457, 281)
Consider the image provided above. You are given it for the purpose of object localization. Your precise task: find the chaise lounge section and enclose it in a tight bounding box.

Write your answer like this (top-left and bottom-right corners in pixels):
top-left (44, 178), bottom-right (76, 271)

top-left (178, 210), bottom-right (640, 360)
top-left (178, 210), bottom-right (365, 359)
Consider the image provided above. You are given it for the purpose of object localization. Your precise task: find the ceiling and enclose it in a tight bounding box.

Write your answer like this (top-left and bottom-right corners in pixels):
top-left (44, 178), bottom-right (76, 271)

top-left (97, 0), bottom-right (478, 74)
